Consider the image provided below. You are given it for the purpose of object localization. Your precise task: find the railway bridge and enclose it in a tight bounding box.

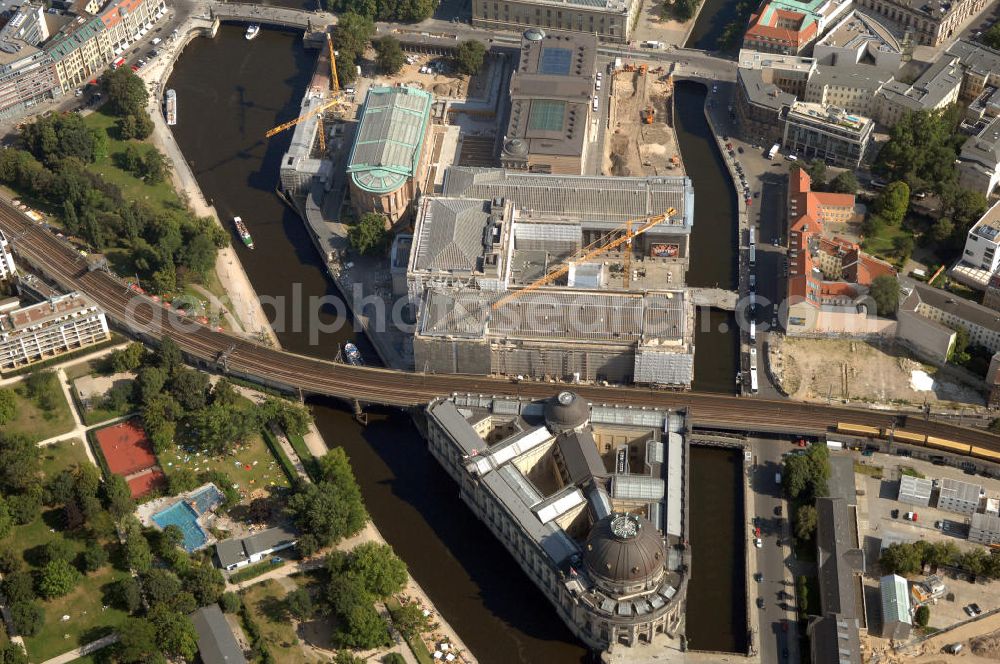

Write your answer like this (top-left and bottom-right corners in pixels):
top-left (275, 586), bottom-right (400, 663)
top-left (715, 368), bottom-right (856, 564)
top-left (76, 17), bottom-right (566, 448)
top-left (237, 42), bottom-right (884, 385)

top-left (1, 201), bottom-right (998, 451)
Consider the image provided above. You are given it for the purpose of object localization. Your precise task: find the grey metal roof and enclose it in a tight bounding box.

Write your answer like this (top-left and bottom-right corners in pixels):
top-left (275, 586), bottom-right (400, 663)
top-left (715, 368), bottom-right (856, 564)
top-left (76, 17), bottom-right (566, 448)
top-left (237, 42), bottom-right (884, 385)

top-left (243, 526), bottom-right (297, 557)
top-left (938, 478), bottom-right (982, 505)
top-left (816, 497), bottom-right (864, 619)
top-left (633, 348), bottom-right (694, 387)
top-left (898, 475), bottom-right (932, 503)
top-left (809, 614), bottom-right (862, 664)
top-left (557, 429), bottom-right (606, 484)
top-left (879, 574), bottom-right (910, 627)
top-left (347, 86), bottom-right (433, 194)
top-left (442, 167), bottom-right (693, 230)
top-left (738, 68), bottom-right (795, 113)
top-left (946, 39), bottom-right (1000, 79)
top-left (189, 605), bottom-right (247, 664)
top-left (412, 199), bottom-right (492, 272)
top-left (665, 432), bottom-right (683, 538)
top-left (418, 287), bottom-right (687, 343)
top-left (214, 539), bottom-right (245, 568)
top-left (427, 400), bottom-right (485, 456)
top-left (960, 115), bottom-right (1000, 169)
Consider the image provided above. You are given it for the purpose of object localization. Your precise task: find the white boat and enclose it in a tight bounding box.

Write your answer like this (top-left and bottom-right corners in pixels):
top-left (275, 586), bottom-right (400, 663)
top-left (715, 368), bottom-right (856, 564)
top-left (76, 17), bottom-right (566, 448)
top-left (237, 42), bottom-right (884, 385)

top-left (164, 89), bottom-right (176, 126)
top-left (245, 24), bottom-right (260, 40)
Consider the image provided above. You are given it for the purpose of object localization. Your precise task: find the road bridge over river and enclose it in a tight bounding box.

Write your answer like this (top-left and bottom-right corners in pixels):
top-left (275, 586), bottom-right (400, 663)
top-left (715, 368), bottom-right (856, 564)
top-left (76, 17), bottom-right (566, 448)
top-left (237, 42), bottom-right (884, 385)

top-left (208, 2), bottom-right (336, 31)
top-left (2, 202), bottom-right (997, 450)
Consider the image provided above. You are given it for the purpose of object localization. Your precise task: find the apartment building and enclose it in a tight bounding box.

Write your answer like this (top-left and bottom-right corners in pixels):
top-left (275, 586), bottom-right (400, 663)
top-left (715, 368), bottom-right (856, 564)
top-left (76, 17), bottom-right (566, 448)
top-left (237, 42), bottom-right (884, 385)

top-left (958, 115), bottom-right (1000, 198)
top-left (803, 64), bottom-right (893, 115)
top-left (897, 282), bottom-right (1000, 362)
top-left (969, 511), bottom-right (1000, 545)
top-left (0, 230), bottom-right (16, 282)
top-left (813, 10), bottom-right (902, 70)
top-left (782, 101), bottom-right (874, 167)
top-left (0, 4), bottom-right (60, 119)
top-left (0, 292), bottom-right (110, 373)
top-left (958, 202), bottom-right (1000, 275)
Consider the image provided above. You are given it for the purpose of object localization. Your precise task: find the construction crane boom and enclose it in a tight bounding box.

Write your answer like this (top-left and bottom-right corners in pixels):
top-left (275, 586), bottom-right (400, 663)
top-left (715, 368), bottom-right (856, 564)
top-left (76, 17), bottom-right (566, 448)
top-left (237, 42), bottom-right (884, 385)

top-left (326, 32), bottom-right (338, 93)
top-left (490, 208), bottom-right (677, 310)
top-left (264, 97), bottom-right (342, 139)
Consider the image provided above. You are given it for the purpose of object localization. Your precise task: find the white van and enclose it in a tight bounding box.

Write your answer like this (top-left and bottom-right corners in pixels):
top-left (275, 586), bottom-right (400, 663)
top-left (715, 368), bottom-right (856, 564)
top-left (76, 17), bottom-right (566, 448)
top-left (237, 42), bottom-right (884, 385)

top-left (592, 96), bottom-right (599, 112)
top-left (151, 37), bottom-right (161, 46)
top-left (785, 154), bottom-right (798, 162)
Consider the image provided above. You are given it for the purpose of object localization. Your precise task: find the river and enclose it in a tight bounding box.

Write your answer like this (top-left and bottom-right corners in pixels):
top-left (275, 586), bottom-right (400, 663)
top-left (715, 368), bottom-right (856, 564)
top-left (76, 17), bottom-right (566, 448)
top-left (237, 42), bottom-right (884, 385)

top-left (166, 19), bottom-right (743, 664)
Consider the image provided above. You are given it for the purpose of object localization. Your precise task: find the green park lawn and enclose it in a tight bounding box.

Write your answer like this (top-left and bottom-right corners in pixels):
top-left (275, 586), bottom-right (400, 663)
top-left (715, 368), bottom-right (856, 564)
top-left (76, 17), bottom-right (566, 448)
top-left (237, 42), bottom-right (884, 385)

top-left (24, 565), bottom-right (130, 663)
top-left (38, 439), bottom-right (91, 479)
top-left (3, 377), bottom-right (76, 442)
top-left (158, 430), bottom-right (291, 497)
top-left (241, 579), bottom-right (312, 664)
top-left (82, 110), bottom-right (183, 213)
top-left (860, 223), bottom-right (909, 266)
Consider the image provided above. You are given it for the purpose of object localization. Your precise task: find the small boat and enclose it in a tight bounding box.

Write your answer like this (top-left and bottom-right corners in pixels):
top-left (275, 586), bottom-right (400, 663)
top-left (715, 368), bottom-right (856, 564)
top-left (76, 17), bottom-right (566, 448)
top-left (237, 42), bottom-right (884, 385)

top-left (245, 24), bottom-right (260, 40)
top-left (343, 342), bottom-right (364, 366)
top-left (164, 89), bottom-right (176, 126)
top-left (233, 216), bottom-right (254, 249)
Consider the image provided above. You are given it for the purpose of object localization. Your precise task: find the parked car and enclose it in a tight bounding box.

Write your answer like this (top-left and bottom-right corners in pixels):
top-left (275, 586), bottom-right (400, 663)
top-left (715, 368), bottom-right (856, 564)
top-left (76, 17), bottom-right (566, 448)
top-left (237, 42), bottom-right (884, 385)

top-left (754, 572), bottom-right (763, 582)
top-left (754, 538), bottom-right (762, 548)
top-left (935, 520), bottom-right (943, 529)
top-left (753, 191), bottom-right (759, 198)
top-left (905, 511), bottom-right (918, 521)
top-left (964, 605), bottom-right (976, 617)
top-left (756, 597), bottom-right (765, 609)
top-left (970, 603), bottom-right (982, 615)
top-left (891, 509), bottom-right (900, 519)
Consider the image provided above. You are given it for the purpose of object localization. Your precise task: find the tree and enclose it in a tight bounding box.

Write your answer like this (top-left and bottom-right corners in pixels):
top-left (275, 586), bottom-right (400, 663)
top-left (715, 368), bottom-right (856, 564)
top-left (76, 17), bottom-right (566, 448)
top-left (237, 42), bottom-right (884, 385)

top-left (795, 504), bottom-right (818, 541)
top-left (0, 432), bottom-right (40, 493)
top-left (81, 541), bottom-right (108, 573)
top-left (149, 604), bottom-right (199, 661)
top-left (260, 397), bottom-right (311, 436)
top-left (38, 559), bottom-right (81, 598)
top-left (455, 40), bottom-right (486, 76)
top-left (874, 181), bottom-right (910, 226)
top-left (827, 171), bottom-right (858, 194)
top-left (348, 212), bottom-right (388, 255)
top-left (983, 21), bottom-right (1000, 49)
top-left (103, 67), bottom-right (149, 118)
top-left (2, 572), bottom-right (35, 604)
top-left (0, 498), bottom-right (11, 540)
top-left (115, 617), bottom-right (161, 663)
top-left (219, 591), bottom-right (242, 614)
top-left (139, 149), bottom-right (166, 183)
top-left (0, 388), bottom-right (14, 425)
top-left (383, 654), bottom-right (406, 664)
top-left (332, 12), bottom-right (375, 87)
top-left (169, 367), bottom-right (210, 411)
top-left (135, 365), bottom-right (167, 406)
top-left (142, 568), bottom-right (182, 606)
top-left (0, 544), bottom-right (21, 574)
top-left (0, 642), bottom-right (27, 664)
top-left (391, 600), bottom-right (431, 639)
top-left (345, 542), bottom-right (408, 598)
top-left (110, 342), bottom-right (146, 373)
top-left (804, 161), bottom-right (827, 189)
top-left (892, 234), bottom-right (914, 259)
top-left (374, 37), bottom-right (405, 74)
top-left (181, 563), bottom-right (225, 605)
top-left (949, 325), bottom-right (970, 365)
top-left (668, 0), bottom-right (698, 21)
top-left (287, 448), bottom-right (368, 546)
top-left (117, 112), bottom-right (154, 141)
top-left (123, 521), bottom-right (153, 573)
top-left (930, 216), bottom-right (954, 243)
top-left (20, 115), bottom-right (98, 166)
top-left (109, 577), bottom-right (143, 613)
top-left (339, 601), bottom-right (389, 649)
top-left (880, 543), bottom-right (923, 576)
top-left (9, 601), bottom-right (42, 637)
top-left (914, 604), bottom-right (930, 627)
top-left (104, 474), bottom-right (135, 521)
top-left (285, 588), bottom-right (315, 621)
top-left (869, 275), bottom-right (900, 317)
top-left (43, 538), bottom-right (75, 565)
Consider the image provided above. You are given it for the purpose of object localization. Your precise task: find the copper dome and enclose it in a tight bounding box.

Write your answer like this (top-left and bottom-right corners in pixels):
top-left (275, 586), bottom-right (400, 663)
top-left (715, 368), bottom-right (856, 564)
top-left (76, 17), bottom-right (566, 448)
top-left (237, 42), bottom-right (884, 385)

top-left (584, 513), bottom-right (665, 587)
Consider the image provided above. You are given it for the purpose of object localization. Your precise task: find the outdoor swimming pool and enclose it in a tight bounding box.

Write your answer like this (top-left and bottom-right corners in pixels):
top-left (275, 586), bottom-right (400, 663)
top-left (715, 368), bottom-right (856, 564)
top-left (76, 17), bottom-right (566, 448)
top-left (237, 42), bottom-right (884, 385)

top-left (152, 501), bottom-right (207, 552)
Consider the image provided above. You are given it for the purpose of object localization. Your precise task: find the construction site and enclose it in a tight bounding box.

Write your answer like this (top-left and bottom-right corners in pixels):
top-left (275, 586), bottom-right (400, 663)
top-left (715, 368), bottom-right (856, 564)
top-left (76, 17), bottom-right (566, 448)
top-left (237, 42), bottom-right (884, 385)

top-left (604, 61), bottom-right (683, 178)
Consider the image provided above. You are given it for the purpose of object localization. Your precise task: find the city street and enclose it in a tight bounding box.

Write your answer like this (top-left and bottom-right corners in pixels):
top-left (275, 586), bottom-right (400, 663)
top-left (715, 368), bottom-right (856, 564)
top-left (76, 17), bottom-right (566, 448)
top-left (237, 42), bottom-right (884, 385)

top-left (750, 438), bottom-right (801, 664)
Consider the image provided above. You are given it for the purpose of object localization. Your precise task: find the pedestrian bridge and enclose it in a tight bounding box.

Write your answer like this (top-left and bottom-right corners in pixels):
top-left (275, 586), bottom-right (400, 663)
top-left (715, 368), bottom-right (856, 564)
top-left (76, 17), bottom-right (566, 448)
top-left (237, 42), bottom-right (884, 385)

top-left (688, 288), bottom-right (739, 311)
top-left (209, 2), bottom-right (336, 31)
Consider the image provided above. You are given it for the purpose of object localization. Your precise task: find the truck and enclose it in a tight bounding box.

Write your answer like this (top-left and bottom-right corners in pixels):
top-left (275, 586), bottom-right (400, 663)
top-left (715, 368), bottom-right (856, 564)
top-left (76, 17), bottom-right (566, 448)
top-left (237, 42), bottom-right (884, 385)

top-left (766, 143), bottom-right (780, 160)
top-left (642, 40), bottom-right (663, 49)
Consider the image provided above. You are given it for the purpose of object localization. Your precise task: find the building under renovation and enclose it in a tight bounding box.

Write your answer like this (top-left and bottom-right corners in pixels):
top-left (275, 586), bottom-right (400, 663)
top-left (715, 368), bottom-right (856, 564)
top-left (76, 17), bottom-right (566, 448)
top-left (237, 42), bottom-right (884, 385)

top-left (413, 287), bottom-right (694, 387)
top-left (0, 292), bottom-right (110, 373)
top-left (501, 28), bottom-right (598, 175)
top-left (425, 391), bottom-right (689, 650)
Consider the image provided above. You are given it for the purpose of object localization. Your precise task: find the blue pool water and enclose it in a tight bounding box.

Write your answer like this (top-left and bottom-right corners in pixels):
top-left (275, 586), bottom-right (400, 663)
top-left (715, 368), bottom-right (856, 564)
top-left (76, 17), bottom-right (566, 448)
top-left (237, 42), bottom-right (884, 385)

top-left (189, 484), bottom-right (223, 515)
top-left (152, 501), bottom-right (207, 552)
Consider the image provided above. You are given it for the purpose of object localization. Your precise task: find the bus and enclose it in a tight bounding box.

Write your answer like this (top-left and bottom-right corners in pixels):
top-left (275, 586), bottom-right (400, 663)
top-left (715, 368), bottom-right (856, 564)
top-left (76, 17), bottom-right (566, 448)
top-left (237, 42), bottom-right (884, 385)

top-left (749, 347), bottom-right (758, 370)
top-left (748, 226), bottom-right (755, 247)
top-left (749, 367), bottom-right (759, 393)
top-left (767, 143), bottom-right (780, 160)
top-left (750, 321), bottom-right (756, 342)
top-left (749, 244), bottom-right (756, 267)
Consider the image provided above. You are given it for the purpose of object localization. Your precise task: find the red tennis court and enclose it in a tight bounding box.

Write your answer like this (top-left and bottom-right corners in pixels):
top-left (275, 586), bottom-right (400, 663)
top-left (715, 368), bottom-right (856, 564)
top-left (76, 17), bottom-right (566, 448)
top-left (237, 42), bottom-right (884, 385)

top-left (94, 419), bottom-right (157, 477)
top-left (127, 469), bottom-right (166, 499)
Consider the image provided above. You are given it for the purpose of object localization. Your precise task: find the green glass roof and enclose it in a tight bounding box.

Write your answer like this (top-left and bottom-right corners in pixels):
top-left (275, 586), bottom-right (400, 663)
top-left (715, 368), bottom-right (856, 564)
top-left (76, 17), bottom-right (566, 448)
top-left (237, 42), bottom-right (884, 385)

top-left (528, 100), bottom-right (566, 132)
top-left (347, 86), bottom-right (433, 194)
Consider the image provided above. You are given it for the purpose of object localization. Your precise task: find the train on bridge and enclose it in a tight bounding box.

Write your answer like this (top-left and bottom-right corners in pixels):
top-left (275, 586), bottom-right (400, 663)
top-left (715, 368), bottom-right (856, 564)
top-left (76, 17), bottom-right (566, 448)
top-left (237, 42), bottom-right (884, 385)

top-left (837, 422), bottom-right (1000, 464)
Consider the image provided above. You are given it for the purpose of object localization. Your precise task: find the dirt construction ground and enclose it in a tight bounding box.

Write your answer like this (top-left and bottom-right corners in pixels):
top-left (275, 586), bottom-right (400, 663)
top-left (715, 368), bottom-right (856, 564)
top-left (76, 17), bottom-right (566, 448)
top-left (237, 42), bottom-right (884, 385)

top-left (604, 67), bottom-right (683, 177)
top-left (871, 618), bottom-right (1000, 663)
top-left (771, 337), bottom-right (985, 408)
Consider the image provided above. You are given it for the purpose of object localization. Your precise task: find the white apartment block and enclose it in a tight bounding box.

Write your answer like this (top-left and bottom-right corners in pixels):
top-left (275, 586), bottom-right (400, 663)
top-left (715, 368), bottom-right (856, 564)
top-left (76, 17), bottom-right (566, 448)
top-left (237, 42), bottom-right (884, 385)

top-left (960, 201), bottom-right (1000, 274)
top-left (935, 478), bottom-right (982, 516)
top-left (0, 230), bottom-right (15, 281)
top-left (969, 511), bottom-right (1000, 545)
top-left (0, 292), bottom-right (110, 373)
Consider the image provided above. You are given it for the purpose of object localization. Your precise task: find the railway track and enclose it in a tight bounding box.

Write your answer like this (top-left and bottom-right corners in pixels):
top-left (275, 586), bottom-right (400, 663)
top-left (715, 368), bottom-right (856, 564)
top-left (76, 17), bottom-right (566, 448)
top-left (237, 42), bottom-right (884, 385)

top-left (2, 200), bottom-right (998, 450)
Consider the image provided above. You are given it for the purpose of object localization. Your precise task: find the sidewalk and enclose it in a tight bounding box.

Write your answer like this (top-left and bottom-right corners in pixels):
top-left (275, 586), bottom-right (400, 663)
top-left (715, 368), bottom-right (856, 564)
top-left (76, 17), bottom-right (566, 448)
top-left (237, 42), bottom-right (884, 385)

top-left (38, 633), bottom-right (120, 664)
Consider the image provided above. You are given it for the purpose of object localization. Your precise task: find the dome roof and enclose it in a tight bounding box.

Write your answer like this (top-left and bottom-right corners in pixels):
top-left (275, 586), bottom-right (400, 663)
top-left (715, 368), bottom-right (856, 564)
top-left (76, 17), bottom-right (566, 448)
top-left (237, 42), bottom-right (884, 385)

top-left (523, 27), bottom-right (546, 41)
top-left (544, 391), bottom-right (589, 432)
top-left (584, 514), bottom-right (665, 587)
top-left (503, 138), bottom-right (528, 158)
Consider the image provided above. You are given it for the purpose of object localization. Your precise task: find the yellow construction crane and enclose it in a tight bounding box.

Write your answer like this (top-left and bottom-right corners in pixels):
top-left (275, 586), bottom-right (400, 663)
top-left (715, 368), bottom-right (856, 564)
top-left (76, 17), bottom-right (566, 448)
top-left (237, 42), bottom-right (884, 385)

top-left (326, 32), bottom-right (339, 93)
top-left (490, 208), bottom-right (677, 311)
top-left (264, 96), bottom-right (344, 151)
